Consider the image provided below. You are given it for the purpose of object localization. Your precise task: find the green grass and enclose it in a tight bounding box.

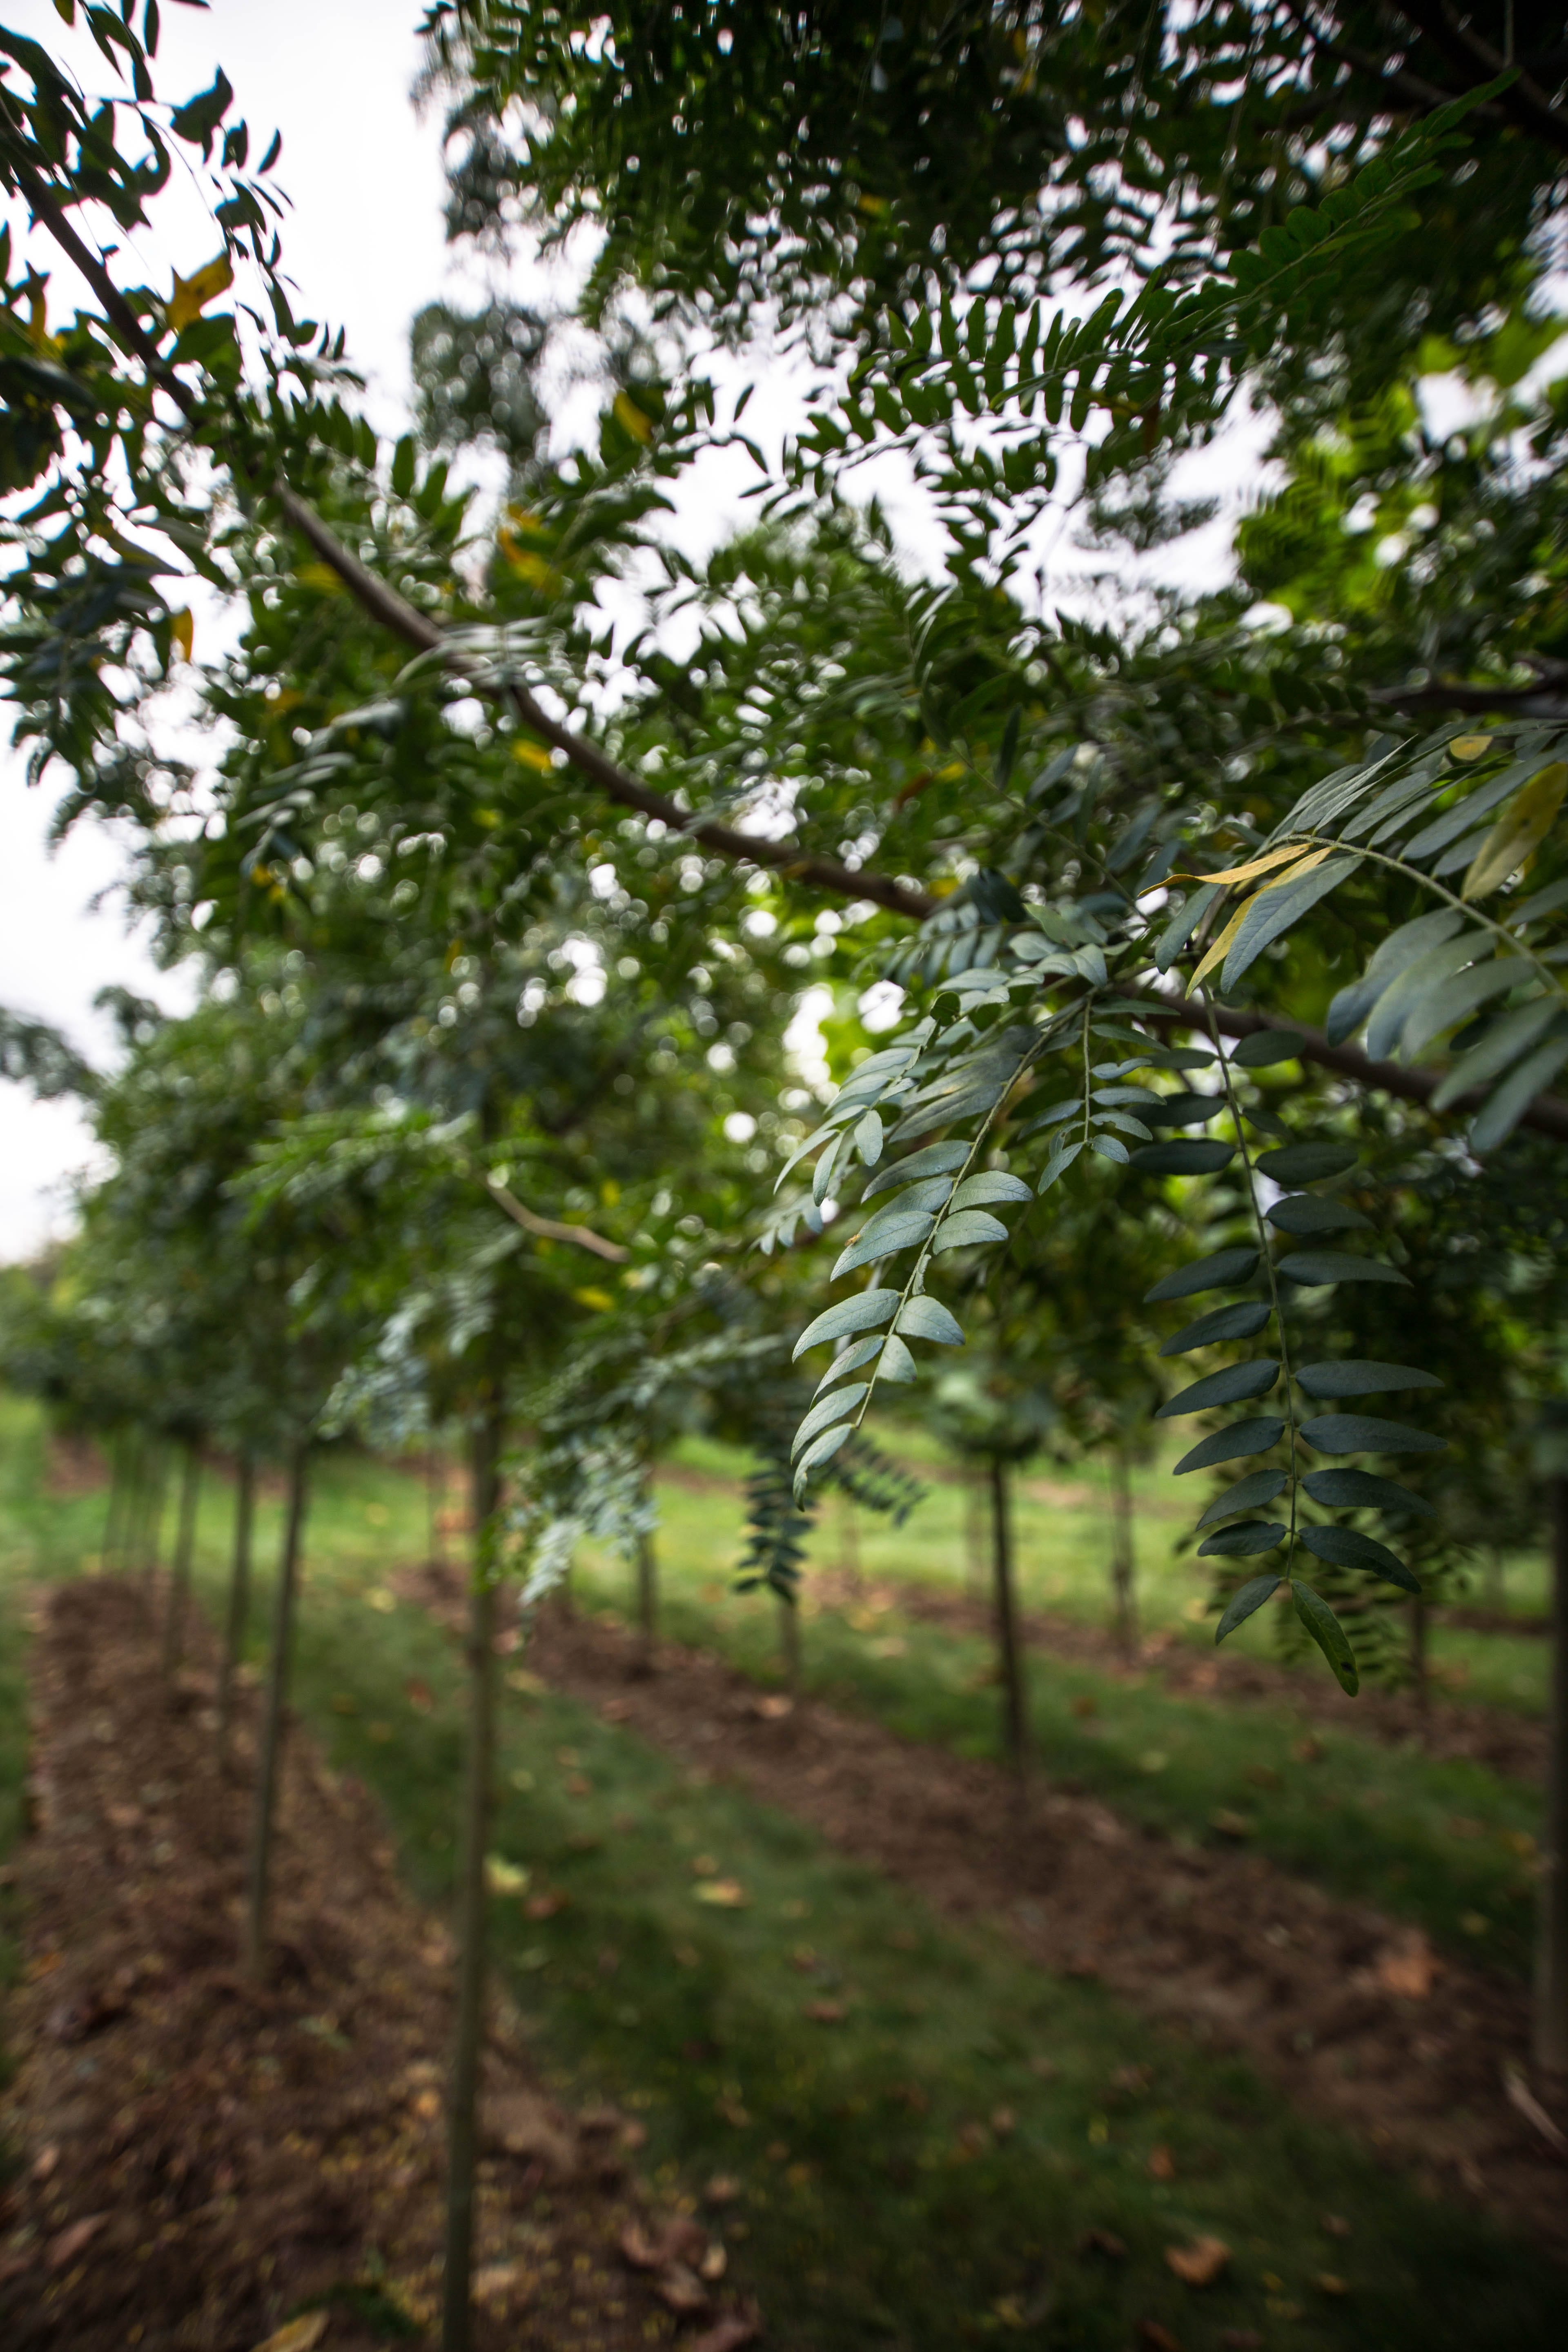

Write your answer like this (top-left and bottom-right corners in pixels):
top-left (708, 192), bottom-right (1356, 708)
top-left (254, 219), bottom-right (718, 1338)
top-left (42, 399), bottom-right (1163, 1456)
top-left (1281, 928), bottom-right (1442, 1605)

top-left (1, 1393), bottom-right (1562, 2349)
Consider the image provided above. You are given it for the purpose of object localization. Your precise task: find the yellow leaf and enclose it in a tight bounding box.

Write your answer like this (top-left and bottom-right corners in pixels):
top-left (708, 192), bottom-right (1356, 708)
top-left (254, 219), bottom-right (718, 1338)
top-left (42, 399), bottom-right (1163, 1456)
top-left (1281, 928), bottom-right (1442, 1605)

top-left (573, 1286), bottom-right (615, 1311)
top-left (601, 1178), bottom-right (621, 1206)
top-left (169, 608), bottom-right (194, 662)
top-left (169, 252), bottom-right (234, 332)
top-left (1189, 900), bottom-right (1249, 989)
top-left (937, 761), bottom-right (967, 782)
top-left (1177, 841), bottom-right (1313, 890)
top-left (251, 2316), bottom-right (328, 2352)
top-left (1462, 762), bottom-right (1568, 900)
top-left (497, 536), bottom-right (563, 593)
top-left (1450, 734), bottom-right (1493, 762)
top-left (613, 390), bottom-right (655, 444)
top-left (513, 740), bottom-right (555, 773)
top-left (297, 562), bottom-right (346, 595)
top-left (484, 1854), bottom-right (530, 1896)
top-left (694, 1878), bottom-right (748, 1907)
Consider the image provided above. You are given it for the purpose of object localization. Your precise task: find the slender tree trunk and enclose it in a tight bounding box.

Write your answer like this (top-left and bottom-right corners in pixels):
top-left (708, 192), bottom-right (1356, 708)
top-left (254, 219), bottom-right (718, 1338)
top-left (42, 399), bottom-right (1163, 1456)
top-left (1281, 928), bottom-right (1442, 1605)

top-left (428, 1437), bottom-right (444, 1566)
top-left (140, 1441), bottom-right (170, 1595)
top-left (162, 1443), bottom-right (202, 1676)
top-left (989, 1456), bottom-right (1029, 1778)
top-left (244, 1446), bottom-right (309, 1981)
top-left (1109, 1443), bottom-right (1138, 1660)
top-left (1535, 1476), bottom-right (1568, 2072)
top-left (778, 1589), bottom-right (802, 1702)
top-left (217, 1451), bottom-right (256, 1766)
top-left (964, 1463), bottom-right (986, 1602)
top-left (442, 1396), bottom-right (503, 2352)
top-left (635, 1521), bottom-right (659, 1672)
top-left (101, 1430), bottom-right (131, 1571)
top-left (1486, 1546), bottom-right (1506, 1613)
top-left (1410, 1589), bottom-right (1429, 1718)
top-left (839, 1490), bottom-right (862, 1599)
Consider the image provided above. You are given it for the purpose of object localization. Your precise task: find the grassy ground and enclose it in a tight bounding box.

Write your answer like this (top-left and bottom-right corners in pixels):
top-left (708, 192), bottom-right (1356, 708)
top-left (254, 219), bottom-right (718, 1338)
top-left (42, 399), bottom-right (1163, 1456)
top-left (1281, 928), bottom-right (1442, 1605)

top-left (0, 1395), bottom-right (1562, 2348)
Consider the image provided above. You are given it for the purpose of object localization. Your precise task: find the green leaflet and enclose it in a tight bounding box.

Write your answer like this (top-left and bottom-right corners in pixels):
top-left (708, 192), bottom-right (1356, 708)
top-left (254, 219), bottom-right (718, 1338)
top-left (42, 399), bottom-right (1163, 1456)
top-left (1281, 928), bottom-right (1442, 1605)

top-left (1300, 1413), bottom-right (1447, 1455)
top-left (833, 1208), bottom-right (934, 1278)
top-left (1229, 1029), bottom-right (1305, 1067)
top-left (1196, 1468), bottom-right (1287, 1525)
top-left (878, 1334), bottom-right (918, 1383)
top-left (791, 1383), bottom-right (868, 1459)
top-left (1324, 907), bottom-right (1465, 1046)
top-left (1430, 997), bottom-right (1561, 1110)
top-left (1154, 1359), bottom-right (1279, 1418)
top-left (1470, 1031), bottom-right (1568, 1153)
top-left (813, 1334), bottom-right (884, 1395)
top-left (1145, 1247), bottom-right (1259, 1303)
top-left (1291, 1579), bottom-right (1361, 1695)
top-left (931, 1207), bottom-right (1011, 1252)
top-left (792, 1290), bottom-right (898, 1359)
top-left (1294, 1360), bottom-right (1444, 1398)
top-left (1265, 1194), bottom-right (1370, 1235)
top-left (1301, 1467), bottom-right (1435, 1517)
top-left (862, 1140), bottom-right (971, 1198)
top-left (1173, 1418), bottom-right (1285, 1473)
top-left (1197, 1520), bottom-right (1287, 1557)
top-left (1255, 1140), bottom-right (1357, 1183)
top-left (949, 1171), bottom-right (1033, 1209)
top-left (1275, 1250), bottom-right (1409, 1287)
top-left (1221, 854), bottom-right (1360, 990)
top-left (1365, 932), bottom-right (1483, 1062)
top-left (1399, 956), bottom-right (1532, 1059)
top-left (1214, 1572), bottom-right (1283, 1642)
top-left (1089, 1135), bottom-right (1130, 1163)
top-left (1145, 1089), bottom-right (1224, 1127)
top-left (793, 1421), bottom-right (853, 1498)
top-left (1154, 882), bottom-right (1219, 971)
top-left (1129, 1138), bottom-right (1235, 1175)
top-left (896, 1295), bottom-right (966, 1345)
top-left (1157, 1300), bottom-right (1272, 1357)
top-left (1298, 1522), bottom-right (1420, 1593)
top-left (859, 1177), bottom-right (955, 1220)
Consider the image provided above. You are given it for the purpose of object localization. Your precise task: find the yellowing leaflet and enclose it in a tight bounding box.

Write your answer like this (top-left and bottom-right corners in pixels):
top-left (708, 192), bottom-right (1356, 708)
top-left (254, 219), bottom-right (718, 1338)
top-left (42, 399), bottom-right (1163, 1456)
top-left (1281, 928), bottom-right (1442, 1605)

top-left (1462, 762), bottom-right (1568, 900)
top-left (1189, 847), bottom-right (1335, 987)
top-left (1174, 841), bottom-right (1314, 891)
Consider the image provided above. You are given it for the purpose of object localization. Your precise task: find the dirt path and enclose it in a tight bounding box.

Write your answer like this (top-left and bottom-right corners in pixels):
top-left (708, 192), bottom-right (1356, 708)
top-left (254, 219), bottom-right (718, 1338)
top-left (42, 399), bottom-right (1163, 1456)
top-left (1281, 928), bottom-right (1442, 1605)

top-left (0, 1579), bottom-right (759, 2352)
top-left (392, 1569), bottom-right (1568, 2259)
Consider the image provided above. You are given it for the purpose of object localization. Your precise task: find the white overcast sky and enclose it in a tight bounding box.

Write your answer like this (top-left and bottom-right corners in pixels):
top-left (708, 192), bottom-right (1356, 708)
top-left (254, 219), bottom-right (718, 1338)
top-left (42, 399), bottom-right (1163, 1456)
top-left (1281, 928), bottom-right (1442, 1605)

top-left (0, 0), bottom-right (1267, 1259)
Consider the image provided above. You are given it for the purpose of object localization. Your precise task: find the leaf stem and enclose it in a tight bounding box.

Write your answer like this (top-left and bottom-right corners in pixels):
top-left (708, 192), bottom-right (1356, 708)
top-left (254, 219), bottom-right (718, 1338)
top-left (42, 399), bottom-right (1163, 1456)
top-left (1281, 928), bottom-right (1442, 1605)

top-left (1201, 989), bottom-right (1299, 1575)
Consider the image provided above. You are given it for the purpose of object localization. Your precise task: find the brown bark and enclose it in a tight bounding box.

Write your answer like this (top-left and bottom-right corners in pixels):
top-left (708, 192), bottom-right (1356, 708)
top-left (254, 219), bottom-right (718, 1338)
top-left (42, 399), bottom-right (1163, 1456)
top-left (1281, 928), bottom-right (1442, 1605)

top-left (442, 1399), bottom-right (504, 2352)
top-left (779, 1589), bottom-right (803, 1702)
top-left (989, 1457), bottom-right (1029, 1777)
top-left (161, 1444), bottom-right (202, 1676)
top-left (1109, 1443), bottom-right (1138, 1660)
top-left (1536, 1478), bottom-right (1568, 2073)
top-left (216, 1452), bottom-right (256, 1766)
top-left (244, 1446), bottom-right (310, 1981)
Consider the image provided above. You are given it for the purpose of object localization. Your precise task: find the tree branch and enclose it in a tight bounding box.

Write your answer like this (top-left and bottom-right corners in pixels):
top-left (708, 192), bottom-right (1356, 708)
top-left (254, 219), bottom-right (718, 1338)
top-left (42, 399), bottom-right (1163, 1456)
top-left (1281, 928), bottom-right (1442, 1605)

top-left (1386, 0), bottom-right (1568, 158)
top-left (483, 1175), bottom-right (629, 1262)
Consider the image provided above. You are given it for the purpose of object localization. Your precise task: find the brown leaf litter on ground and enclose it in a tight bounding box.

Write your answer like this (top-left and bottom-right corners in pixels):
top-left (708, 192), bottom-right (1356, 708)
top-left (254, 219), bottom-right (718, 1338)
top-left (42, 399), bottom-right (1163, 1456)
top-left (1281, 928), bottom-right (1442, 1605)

top-left (0, 1577), bottom-right (761, 2352)
top-left (394, 1566), bottom-right (1568, 2257)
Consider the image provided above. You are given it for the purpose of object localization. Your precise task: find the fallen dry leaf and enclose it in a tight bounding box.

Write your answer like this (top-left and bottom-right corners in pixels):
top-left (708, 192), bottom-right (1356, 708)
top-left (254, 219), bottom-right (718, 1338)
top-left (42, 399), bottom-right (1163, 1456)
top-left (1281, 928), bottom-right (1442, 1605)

top-left (404, 1677), bottom-right (434, 1714)
top-left (1077, 2228), bottom-right (1127, 2261)
top-left (620, 2222), bottom-right (665, 2271)
top-left (1164, 2236), bottom-right (1231, 2287)
top-left (1148, 2144), bottom-right (1176, 2180)
top-left (473, 2258), bottom-right (528, 2305)
top-left (1314, 2272), bottom-right (1349, 2296)
top-left (524, 1889), bottom-right (567, 1920)
top-left (1209, 1809), bottom-right (1251, 1840)
top-left (45, 2212), bottom-right (107, 2270)
top-left (700, 2242), bottom-right (729, 2281)
top-left (252, 2316), bottom-right (329, 2352)
top-left (483, 1854), bottom-right (530, 1896)
top-left (1375, 1929), bottom-right (1437, 2000)
top-left (485, 2089), bottom-right (577, 2173)
top-left (1321, 2212), bottom-right (1351, 2238)
top-left (1136, 2322), bottom-right (1183, 2351)
top-left (688, 2312), bottom-right (762, 2352)
top-left (705, 2173), bottom-right (742, 2205)
top-left (803, 1998), bottom-right (846, 2024)
top-left (656, 2260), bottom-right (710, 2315)
top-left (693, 1878), bottom-right (748, 1908)
top-left (753, 1694), bottom-right (794, 1720)
top-left (1219, 2333), bottom-right (1264, 2350)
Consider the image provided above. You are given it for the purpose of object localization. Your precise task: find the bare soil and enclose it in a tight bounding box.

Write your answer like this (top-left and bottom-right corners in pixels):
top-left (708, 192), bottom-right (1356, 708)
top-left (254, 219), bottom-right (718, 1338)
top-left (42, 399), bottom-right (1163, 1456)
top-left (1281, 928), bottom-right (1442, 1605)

top-left (409, 1569), bottom-right (1568, 2260)
top-left (0, 1577), bottom-right (760, 2352)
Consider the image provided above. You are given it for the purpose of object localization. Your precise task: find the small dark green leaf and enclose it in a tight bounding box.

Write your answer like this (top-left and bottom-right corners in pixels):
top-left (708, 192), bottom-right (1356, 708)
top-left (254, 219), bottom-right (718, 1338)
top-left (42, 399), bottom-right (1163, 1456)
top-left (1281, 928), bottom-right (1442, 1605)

top-left (792, 1385), bottom-right (867, 1459)
top-left (793, 1422), bottom-right (853, 1497)
top-left (863, 1141), bottom-right (971, 1199)
top-left (1196, 1469), bottom-right (1287, 1526)
top-left (1256, 1142), bottom-right (1357, 1184)
top-left (1295, 1361), bottom-right (1445, 1399)
top-left (1265, 1195), bottom-right (1371, 1236)
top-left (1154, 1361), bottom-right (1279, 1419)
top-left (793, 1290), bottom-right (898, 1359)
top-left (1276, 1251), bottom-right (1409, 1287)
top-left (1174, 1419), bottom-right (1285, 1473)
top-left (1229, 1030), bottom-right (1307, 1067)
top-left (1129, 1138), bottom-right (1235, 1176)
top-left (950, 1172), bottom-right (1033, 1209)
top-left (1302, 1468), bottom-right (1436, 1517)
top-left (834, 1210), bottom-right (933, 1277)
top-left (1214, 1572), bottom-right (1283, 1642)
top-left (896, 1296), bottom-right (965, 1345)
top-left (1300, 1414), bottom-right (1448, 1456)
top-left (1145, 1248), bottom-right (1259, 1304)
top-left (1158, 1301), bottom-right (1272, 1357)
top-left (1222, 857), bottom-right (1359, 989)
top-left (1292, 1579), bottom-right (1361, 1695)
top-left (1198, 1521), bottom-right (1287, 1557)
top-left (931, 1207), bottom-right (1010, 1253)
top-left (814, 1335), bottom-right (884, 1395)
top-left (1298, 1523), bottom-right (1420, 1592)
top-left (1145, 1090), bottom-right (1224, 1128)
